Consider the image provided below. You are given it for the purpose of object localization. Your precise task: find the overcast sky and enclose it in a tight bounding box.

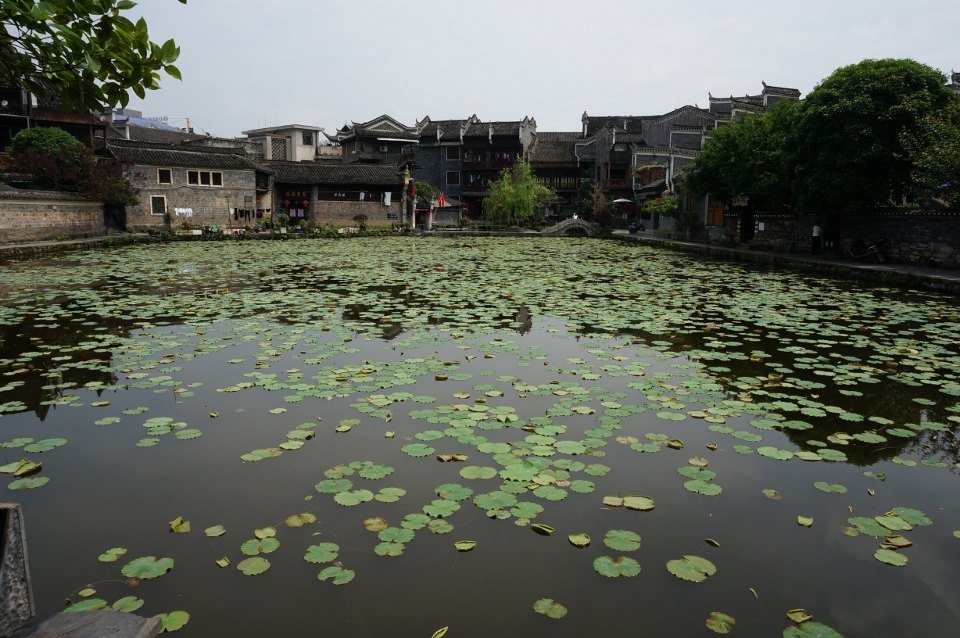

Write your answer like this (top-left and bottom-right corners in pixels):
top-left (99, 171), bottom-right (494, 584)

top-left (125, 0), bottom-right (959, 138)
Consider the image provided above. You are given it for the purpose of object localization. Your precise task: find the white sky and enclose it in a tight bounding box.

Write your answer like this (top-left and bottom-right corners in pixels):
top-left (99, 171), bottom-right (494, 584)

top-left (125, 0), bottom-right (960, 138)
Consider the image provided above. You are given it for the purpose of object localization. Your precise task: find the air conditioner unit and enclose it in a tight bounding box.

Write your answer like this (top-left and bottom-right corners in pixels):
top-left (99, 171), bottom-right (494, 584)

top-left (379, 145), bottom-right (388, 152)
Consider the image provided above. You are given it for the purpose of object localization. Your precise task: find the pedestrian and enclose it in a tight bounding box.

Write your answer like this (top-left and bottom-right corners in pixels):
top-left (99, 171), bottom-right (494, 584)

top-left (811, 220), bottom-right (822, 255)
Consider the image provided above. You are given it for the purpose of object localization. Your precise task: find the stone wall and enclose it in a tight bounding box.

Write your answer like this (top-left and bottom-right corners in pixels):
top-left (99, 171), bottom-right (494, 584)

top-left (840, 213), bottom-right (960, 268)
top-left (126, 164), bottom-right (258, 232)
top-left (312, 200), bottom-right (403, 227)
top-left (0, 190), bottom-right (104, 243)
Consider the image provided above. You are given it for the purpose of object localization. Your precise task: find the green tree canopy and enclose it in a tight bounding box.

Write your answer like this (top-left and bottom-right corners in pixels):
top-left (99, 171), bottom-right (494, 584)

top-left (9, 126), bottom-right (82, 155)
top-left (684, 99), bottom-right (798, 210)
top-left (8, 126), bottom-right (137, 203)
top-left (0, 0), bottom-right (186, 112)
top-left (483, 161), bottom-right (554, 226)
top-left (902, 103), bottom-right (960, 207)
top-left (791, 58), bottom-right (960, 214)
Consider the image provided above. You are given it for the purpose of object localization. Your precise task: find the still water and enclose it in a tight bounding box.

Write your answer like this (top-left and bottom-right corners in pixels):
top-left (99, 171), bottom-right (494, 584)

top-left (1, 237), bottom-right (958, 637)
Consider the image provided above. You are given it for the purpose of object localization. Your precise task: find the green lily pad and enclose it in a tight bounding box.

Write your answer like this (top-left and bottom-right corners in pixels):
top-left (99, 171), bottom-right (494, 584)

top-left (593, 556), bottom-right (641, 578)
top-left (121, 556), bottom-right (174, 579)
top-left (603, 529), bottom-right (641, 551)
top-left (237, 556), bottom-right (270, 575)
top-left (64, 598), bottom-right (108, 612)
top-left (568, 533), bottom-right (591, 548)
top-left (302, 543), bottom-right (338, 564)
top-left (666, 555), bottom-right (716, 582)
top-left (112, 595), bottom-right (145, 613)
top-left (318, 565), bottom-right (355, 585)
top-left (706, 611), bottom-right (735, 634)
top-left (533, 598), bottom-right (568, 619)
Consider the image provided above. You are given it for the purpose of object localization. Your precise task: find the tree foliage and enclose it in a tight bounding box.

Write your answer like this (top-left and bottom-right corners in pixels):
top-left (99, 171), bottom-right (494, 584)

top-left (576, 181), bottom-right (614, 226)
top-left (642, 194), bottom-right (679, 217)
top-left (684, 58), bottom-right (960, 215)
top-left (9, 126), bottom-right (83, 155)
top-left (791, 58), bottom-right (959, 214)
top-left (902, 105), bottom-right (960, 206)
top-left (483, 161), bottom-right (553, 226)
top-left (684, 99), bottom-right (798, 210)
top-left (8, 127), bottom-right (138, 204)
top-left (0, 0), bottom-right (186, 112)
top-left (415, 180), bottom-right (436, 201)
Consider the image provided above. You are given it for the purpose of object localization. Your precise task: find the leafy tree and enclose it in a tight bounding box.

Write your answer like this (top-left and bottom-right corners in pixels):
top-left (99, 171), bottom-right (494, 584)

top-left (0, 0), bottom-right (186, 112)
top-left (415, 180), bottom-right (436, 201)
top-left (902, 105), bottom-right (960, 206)
top-left (10, 126), bottom-right (83, 155)
top-left (8, 127), bottom-right (137, 203)
top-left (791, 58), bottom-right (960, 214)
top-left (642, 194), bottom-right (679, 217)
top-left (575, 181), bottom-right (613, 226)
top-left (684, 99), bottom-right (798, 210)
top-left (483, 161), bottom-right (554, 226)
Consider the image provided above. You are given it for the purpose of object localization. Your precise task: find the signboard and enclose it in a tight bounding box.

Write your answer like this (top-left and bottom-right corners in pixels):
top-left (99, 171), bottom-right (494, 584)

top-left (244, 196), bottom-right (253, 203)
top-left (386, 212), bottom-right (398, 220)
top-left (731, 194), bottom-right (749, 207)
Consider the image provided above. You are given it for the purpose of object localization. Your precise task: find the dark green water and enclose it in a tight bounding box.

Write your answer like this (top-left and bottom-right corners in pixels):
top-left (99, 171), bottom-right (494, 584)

top-left (1, 237), bottom-right (958, 637)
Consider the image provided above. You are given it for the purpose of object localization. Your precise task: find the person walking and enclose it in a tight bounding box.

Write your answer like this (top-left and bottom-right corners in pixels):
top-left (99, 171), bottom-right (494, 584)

top-left (811, 220), bottom-right (823, 255)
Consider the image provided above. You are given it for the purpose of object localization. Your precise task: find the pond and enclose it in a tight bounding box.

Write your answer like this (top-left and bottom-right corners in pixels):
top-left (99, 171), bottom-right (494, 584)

top-left (1, 237), bottom-right (958, 637)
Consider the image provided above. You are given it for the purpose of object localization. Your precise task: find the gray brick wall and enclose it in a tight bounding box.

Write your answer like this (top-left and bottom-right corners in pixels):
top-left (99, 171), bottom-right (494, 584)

top-left (126, 164), bottom-right (257, 231)
top-left (0, 196), bottom-right (104, 242)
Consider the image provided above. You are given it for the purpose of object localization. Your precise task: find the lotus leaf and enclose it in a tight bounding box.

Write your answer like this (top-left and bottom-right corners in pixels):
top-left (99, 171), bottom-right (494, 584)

top-left (568, 533), bottom-right (591, 548)
top-left (593, 556), bottom-right (641, 578)
top-left (168, 516), bottom-right (190, 533)
top-left (603, 529), bottom-right (641, 551)
top-left (334, 489), bottom-right (374, 506)
top-left (318, 565), bottom-right (355, 585)
top-left (533, 598), bottom-right (568, 619)
top-left (454, 540), bottom-right (477, 552)
top-left (436, 483), bottom-right (474, 501)
top-left (112, 596), bottom-right (145, 613)
top-left (121, 556), bottom-right (174, 579)
top-left (666, 555), bottom-right (716, 582)
top-left (424, 499), bottom-right (460, 518)
top-left (378, 527), bottom-right (415, 543)
top-left (65, 598), bottom-right (108, 612)
top-left (241, 537), bottom-right (279, 555)
top-left (706, 611), bottom-right (735, 634)
top-left (284, 513), bottom-right (316, 528)
top-left (98, 547), bottom-right (127, 562)
top-left (375, 487), bottom-right (406, 503)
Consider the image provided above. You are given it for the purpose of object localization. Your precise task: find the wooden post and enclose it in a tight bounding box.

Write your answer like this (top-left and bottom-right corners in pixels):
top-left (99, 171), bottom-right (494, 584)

top-left (1, 503), bottom-right (35, 635)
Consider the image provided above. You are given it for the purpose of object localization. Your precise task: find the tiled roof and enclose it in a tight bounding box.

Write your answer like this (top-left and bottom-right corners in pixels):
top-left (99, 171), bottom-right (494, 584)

top-left (762, 82), bottom-right (801, 97)
top-left (418, 118), bottom-right (473, 141)
top-left (106, 124), bottom-right (207, 145)
top-left (529, 132), bottom-right (580, 164)
top-left (106, 139), bottom-right (257, 170)
top-left (336, 115), bottom-right (419, 142)
top-left (582, 115), bottom-right (652, 136)
top-left (0, 184), bottom-right (89, 201)
top-left (649, 106), bottom-right (716, 126)
top-left (266, 161), bottom-right (400, 186)
top-left (463, 121), bottom-right (523, 137)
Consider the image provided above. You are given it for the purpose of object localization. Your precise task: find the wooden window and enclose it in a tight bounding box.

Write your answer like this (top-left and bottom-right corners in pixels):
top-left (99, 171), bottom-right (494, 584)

top-left (150, 195), bottom-right (166, 215)
top-left (446, 171), bottom-right (460, 186)
top-left (446, 146), bottom-right (459, 161)
top-left (187, 170), bottom-right (223, 187)
top-left (302, 131), bottom-right (313, 145)
top-left (157, 168), bottom-right (172, 184)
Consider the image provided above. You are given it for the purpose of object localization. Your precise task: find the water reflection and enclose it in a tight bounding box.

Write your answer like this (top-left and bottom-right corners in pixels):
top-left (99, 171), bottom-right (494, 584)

top-left (1, 238), bottom-right (958, 637)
